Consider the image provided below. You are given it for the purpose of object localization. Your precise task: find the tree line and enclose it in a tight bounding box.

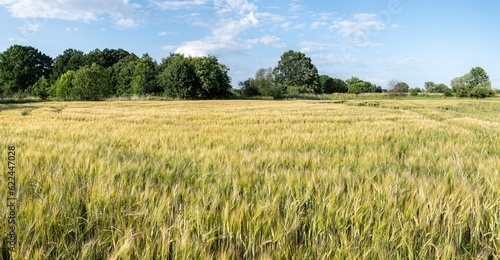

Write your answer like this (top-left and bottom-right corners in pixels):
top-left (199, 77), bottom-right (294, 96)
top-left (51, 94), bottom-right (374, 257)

top-left (0, 45), bottom-right (232, 100)
top-left (0, 45), bottom-right (496, 100)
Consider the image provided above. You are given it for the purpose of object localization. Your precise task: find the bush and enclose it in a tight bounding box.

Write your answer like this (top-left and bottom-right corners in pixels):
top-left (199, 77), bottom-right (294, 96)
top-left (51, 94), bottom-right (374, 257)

top-left (409, 88), bottom-right (419, 96)
top-left (443, 88), bottom-right (453, 97)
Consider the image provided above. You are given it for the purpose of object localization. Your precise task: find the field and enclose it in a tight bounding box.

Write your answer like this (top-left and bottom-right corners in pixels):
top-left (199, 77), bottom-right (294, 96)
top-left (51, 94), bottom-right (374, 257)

top-left (1, 98), bottom-right (500, 259)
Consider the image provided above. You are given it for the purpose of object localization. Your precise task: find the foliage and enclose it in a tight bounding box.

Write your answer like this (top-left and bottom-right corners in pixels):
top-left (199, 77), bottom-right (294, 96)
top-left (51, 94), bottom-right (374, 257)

top-left (393, 82), bottom-right (410, 93)
top-left (112, 54), bottom-right (140, 96)
top-left (451, 67), bottom-right (495, 98)
top-left (52, 49), bottom-right (85, 81)
top-left (49, 70), bottom-right (76, 99)
top-left (158, 54), bottom-right (197, 99)
top-left (273, 50), bottom-right (319, 94)
top-left (443, 88), bottom-right (453, 97)
top-left (72, 63), bottom-right (113, 101)
top-left (319, 75), bottom-right (348, 94)
top-left (254, 67), bottom-right (281, 99)
top-left (131, 54), bottom-right (159, 95)
top-left (425, 81), bottom-right (449, 93)
top-left (28, 76), bottom-right (51, 99)
top-left (0, 45), bottom-right (53, 95)
top-left (238, 78), bottom-right (260, 97)
top-left (409, 88), bottom-right (419, 96)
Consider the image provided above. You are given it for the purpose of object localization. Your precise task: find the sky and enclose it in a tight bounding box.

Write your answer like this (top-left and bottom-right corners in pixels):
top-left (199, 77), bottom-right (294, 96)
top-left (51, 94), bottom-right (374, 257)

top-left (1, 0), bottom-right (499, 89)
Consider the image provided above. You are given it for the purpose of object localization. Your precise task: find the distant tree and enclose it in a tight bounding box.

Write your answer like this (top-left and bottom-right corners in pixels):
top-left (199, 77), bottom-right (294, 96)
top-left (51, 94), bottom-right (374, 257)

top-left (346, 77), bottom-right (366, 94)
top-left (319, 75), bottom-right (348, 94)
top-left (131, 54), bottom-right (159, 95)
top-left (28, 76), bottom-right (50, 99)
top-left (409, 88), bottom-right (421, 96)
top-left (425, 81), bottom-right (449, 93)
top-left (85, 48), bottom-right (131, 68)
top-left (255, 67), bottom-right (281, 99)
top-left (158, 54), bottom-right (197, 99)
top-left (239, 78), bottom-right (260, 97)
top-left (393, 82), bottom-right (409, 93)
top-left (0, 45), bottom-right (53, 95)
top-left (72, 63), bottom-right (113, 101)
top-left (112, 54), bottom-right (140, 96)
top-left (191, 56), bottom-right (232, 99)
top-left (52, 49), bottom-right (85, 81)
top-left (273, 50), bottom-right (319, 94)
top-left (451, 67), bottom-right (494, 98)
top-left (49, 70), bottom-right (76, 99)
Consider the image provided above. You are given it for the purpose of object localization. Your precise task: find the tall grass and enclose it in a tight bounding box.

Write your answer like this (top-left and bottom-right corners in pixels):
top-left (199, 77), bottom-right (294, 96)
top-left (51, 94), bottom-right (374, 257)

top-left (0, 99), bottom-right (499, 258)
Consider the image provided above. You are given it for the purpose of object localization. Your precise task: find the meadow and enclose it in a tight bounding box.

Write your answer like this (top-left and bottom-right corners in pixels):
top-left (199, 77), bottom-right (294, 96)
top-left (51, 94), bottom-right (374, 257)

top-left (1, 98), bottom-right (499, 259)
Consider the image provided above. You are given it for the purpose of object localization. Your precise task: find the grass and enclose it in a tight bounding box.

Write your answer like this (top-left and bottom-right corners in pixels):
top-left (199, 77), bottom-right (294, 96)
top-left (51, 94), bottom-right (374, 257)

top-left (0, 99), bottom-right (499, 259)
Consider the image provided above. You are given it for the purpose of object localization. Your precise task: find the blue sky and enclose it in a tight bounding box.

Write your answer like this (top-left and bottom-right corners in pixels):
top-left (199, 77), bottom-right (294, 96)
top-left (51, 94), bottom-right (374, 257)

top-left (1, 0), bottom-right (499, 89)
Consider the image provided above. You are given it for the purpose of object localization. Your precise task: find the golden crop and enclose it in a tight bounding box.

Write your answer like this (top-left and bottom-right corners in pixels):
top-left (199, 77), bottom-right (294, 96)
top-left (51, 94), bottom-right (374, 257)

top-left (1, 99), bottom-right (499, 258)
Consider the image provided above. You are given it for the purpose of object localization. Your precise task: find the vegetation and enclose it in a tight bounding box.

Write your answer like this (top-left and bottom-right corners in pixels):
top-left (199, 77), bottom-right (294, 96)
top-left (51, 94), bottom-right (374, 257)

top-left (1, 99), bottom-right (499, 258)
top-left (451, 67), bottom-right (495, 98)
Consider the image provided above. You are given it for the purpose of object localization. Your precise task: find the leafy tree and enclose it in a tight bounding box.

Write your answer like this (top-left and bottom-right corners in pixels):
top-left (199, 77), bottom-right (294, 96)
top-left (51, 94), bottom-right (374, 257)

top-left (28, 76), bottom-right (50, 99)
top-left (72, 63), bottom-right (113, 101)
top-left (112, 54), bottom-right (140, 96)
top-left (52, 49), bottom-right (85, 81)
top-left (451, 67), bottom-right (494, 98)
top-left (425, 81), bottom-right (449, 93)
top-left (392, 81), bottom-right (409, 93)
top-left (319, 75), bottom-right (348, 94)
top-left (346, 77), bottom-right (366, 94)
top-left (0, 45), bottom-right (53, 95)
top-left (273, 50), bottom-right (319, 94)
top-left (85, 48), bottom-right (130, 68)
top-left (131, 54), bottom-right (159, 95)
top-left (238, 78), bottom-right (260, 97)
top-left (49, 70), bottom-right (76, 99)
top-left (158, 54), bottom-right (197, 99)
top-left (191, 56), bottom-right (232, 99)
top-left (254, 67), bottom-right (281, 99)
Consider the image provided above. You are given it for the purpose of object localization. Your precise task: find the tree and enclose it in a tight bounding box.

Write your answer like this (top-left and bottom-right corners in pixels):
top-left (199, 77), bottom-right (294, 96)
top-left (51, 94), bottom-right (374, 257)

top-left (28, 76), bottom-right (50, 99)
top-left (451, 67), bottom-right (494, 98)
top-left (319, 75), bottom-right (348, 94)
top-left (191, 56), bottom-right (232, 99)
top-left (52, 49), bottom-right (85, 81)
top-left (393, 82), bottom-right (409, 93)
top-left (254, 67), bottom-right (281, 99)
top-left (273, 50), bottom-right (319, 94)
top-left (238, 78), bottom-right (260, 97)
top-left (85, 48), bottom-right (130, 68)
top-left (72, 63), bottom-right (113, 101)
top-left (346, 77), bottom-right (365, 94)
top-left (158, 54), bottom-right (197, 99)
top-left (131, 54), bottom-right (159, 95)
top-left (49, 70), bottom-right (76, 99)
top-left (425, 81), bottom-right (449, 93)
top-left (0, 45), bottom-right (53, 95)
top-left (112, 54), bottom-right (140, 96)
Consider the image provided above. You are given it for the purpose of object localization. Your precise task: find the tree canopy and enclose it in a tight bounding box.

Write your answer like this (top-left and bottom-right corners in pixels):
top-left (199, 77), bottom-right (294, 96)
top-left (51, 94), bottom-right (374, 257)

top-left (273, 50), bottom-right (319, 94)
top-left (451, 67), bottom-right (495, 98)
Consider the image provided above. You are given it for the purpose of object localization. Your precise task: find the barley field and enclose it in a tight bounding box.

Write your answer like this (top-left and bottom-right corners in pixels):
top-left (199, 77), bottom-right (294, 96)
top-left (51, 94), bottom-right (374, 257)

top-left (1, 99), bottom-right (500, 259)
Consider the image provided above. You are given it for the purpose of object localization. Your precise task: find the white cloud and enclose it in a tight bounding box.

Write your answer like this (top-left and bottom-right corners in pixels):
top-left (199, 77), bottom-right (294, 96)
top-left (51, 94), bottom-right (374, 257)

top-left (311, 21), bottom-right (328, 29)
top-left (299, 41), bottom-right (326, 53)
top-left (311, 53), bottom-right (360, 65)
top-left (18, 24), bottom-right (41, 33)
top-left (0, 0), bottom-right (140, 28)
top-left (280, 21), bottom-right (305, 31)
top-left (115, 18), bottom-right (141, 29)
top-left (331, 13), bottom-right (385, 37)
top-left (155, 0), bottom-right (207, 10)
top-left (175, 0), bottom-right (260, 56)
top-left (248, 35), bottom-right (286, 48)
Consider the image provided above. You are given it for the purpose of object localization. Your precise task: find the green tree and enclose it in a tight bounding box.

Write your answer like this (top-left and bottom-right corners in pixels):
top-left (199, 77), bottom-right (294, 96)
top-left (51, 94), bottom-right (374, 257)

top-left (393, 82), bottom-right (410, 93)
top-left (72, 63), bottom-right (113, 101)
top-left (52, 49), bottom-right (85, 81)
top-left (0, 45), bottom-right (53, 95)
top-left (346, 77), bottom-right (365, 94)
top-left (158, 54), bottom-right (197, 99)
top-left (273, 50), bottom-right (319, 94)
top-left (451, 67), bottom-right (494, 98)
top-left (319, 75), bottom-right (349, 94)
top-left (112, 54), bottom-right (140, 96)
top-left (191, 56), bottom-right (232, 99)
top-left (49, 70), bottom-right (76, 99)
top-left (131, 54), bottom-right (159, 95)
top-left (28, 76), bottom-right (50, 99)
top-left (254, 67), bottom-right (281, 99)
top-left (85, 48), bottom-right (131, 68)
top-left (238, 78), bottom-right (260, 97)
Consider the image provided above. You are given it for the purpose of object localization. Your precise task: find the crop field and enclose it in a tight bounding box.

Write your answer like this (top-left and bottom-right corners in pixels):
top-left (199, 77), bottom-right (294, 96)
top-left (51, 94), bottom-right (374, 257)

top-left (1, 99), bottom-right (500, 259)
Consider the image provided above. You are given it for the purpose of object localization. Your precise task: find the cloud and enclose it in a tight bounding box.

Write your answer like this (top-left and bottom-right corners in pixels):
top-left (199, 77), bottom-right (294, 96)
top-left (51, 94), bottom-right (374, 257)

top-left (115, 18), bottom-right (142, 29)
top-left (247, 35), bottom-right (286, 48)
top-left (330, 13), bottom-right (391, 47)
top-left (175, 0), bottom-right (260, 56)
top-left (311, 53), bottom-right (360, 65)
top-left (299, 41), bottom-right (327, 53)
top-left (0, 0), bottom-right (140, 28)
top-left (331, 13), bottom-right (385, 37)
top-left (155, 0), bottom-right (208, 10)
top-left (18, 24), bottom-right (41, 33)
